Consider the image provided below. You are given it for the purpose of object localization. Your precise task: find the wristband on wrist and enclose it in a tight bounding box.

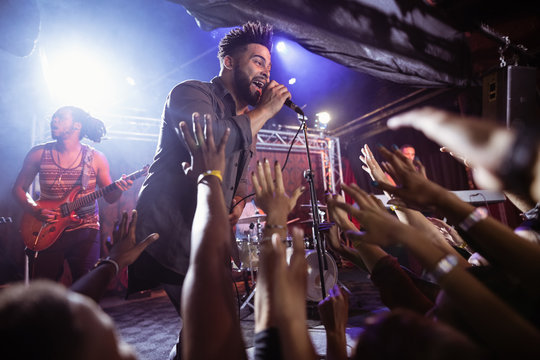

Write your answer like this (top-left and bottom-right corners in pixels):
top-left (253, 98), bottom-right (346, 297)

top-left (458, 207), bottom-right (488, 232)
top-left (198, 170), bottom-right (223, 183)
top-left (94, 256), bottom-right (119, 275)
top-left (430, 254), bottom-right (459, 282)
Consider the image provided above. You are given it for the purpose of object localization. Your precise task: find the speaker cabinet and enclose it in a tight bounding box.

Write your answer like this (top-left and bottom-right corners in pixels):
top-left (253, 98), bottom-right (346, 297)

top-left (482, 66), bottom-right (537, 128)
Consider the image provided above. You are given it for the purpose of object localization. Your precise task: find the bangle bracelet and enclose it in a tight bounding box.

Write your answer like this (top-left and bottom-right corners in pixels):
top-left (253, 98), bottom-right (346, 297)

top-left (430, 254), bottom-right (459, 282)
top-left (458, 207), bottom-right (488, 232)
top-left (94, 257), bottom-right (119, 275)
top-left (198, 170), bottom-right (223, 183)
top-left (265, 224), bottom-right (286, 230)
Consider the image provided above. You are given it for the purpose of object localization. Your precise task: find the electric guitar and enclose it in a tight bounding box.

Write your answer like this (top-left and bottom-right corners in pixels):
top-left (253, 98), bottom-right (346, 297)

top-left (21, 165), bottom-right (149, 252)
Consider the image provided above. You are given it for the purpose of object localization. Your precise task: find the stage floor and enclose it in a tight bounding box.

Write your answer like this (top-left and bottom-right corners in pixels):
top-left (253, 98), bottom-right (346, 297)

top-left (102, 265), bottom-right (388, 359)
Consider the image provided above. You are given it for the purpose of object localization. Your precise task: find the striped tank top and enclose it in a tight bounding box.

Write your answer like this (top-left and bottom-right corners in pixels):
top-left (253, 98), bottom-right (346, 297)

top-left (39, 142), bottom-right (99, 230)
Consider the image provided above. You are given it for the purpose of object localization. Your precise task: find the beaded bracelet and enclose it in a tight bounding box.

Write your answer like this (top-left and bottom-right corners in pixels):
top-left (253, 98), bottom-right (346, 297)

top-left (197, 170), bottom-right (223, 183)
top-left (430, 254), bottom-right (459, 282)
top-left (94, 256), bottom-right (120, 275)
top-left (458, 207), bottom-right (488, 232)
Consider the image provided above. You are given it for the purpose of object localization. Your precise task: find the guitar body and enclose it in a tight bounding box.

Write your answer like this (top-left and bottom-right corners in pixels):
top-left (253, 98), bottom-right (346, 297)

top-left (21, 165), bottom-right (148, 252)
top-left (21, 187), bottom-right (84, 252)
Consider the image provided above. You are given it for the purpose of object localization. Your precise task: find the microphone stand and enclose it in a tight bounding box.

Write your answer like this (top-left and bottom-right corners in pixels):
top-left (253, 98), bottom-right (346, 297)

top-left (298, 114), bottom-right (327, 300)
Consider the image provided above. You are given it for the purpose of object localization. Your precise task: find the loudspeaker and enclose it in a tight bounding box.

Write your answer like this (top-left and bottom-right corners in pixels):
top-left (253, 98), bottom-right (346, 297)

top-left (482, 66), bottom-right (538, 128)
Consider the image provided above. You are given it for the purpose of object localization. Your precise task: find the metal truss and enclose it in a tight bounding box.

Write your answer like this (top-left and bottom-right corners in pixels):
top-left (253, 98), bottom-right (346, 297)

top-left (32, 115), bottom-right (344, 193)
top-left (256, 128), bottom-right (343, 193)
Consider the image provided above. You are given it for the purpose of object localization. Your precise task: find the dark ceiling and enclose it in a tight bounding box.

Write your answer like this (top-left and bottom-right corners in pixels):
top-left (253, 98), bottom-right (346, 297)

top-left (0, 0), bottom-right (538, 207)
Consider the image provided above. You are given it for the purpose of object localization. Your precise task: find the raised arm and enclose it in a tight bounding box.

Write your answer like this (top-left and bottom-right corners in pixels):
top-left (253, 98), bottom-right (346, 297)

top-left (331, 184), bottom-right (540, 357)
top-left (178, 112), bottom-right (246, 360)
top-left (359, 144), bottom-right (467, 266)
top-left (374, 145), bottom-right (540, 296)
top-left (324, 192), bottom-right (386, 272)
top-left (251, 159), bottom-right (314, 360)
top-left (71, 210), bottom-right (158, 302)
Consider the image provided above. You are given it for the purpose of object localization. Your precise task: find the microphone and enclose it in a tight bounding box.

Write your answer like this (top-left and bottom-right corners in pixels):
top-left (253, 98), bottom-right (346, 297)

top-left (284, 98), bottom-right (304, 116)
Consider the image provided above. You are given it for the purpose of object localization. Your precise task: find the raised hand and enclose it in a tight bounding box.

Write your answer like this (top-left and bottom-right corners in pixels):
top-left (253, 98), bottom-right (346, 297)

top-left (251, 159), bottom-right (304, 220)
top-left (328, 183), bottom-right (404, 247)
top-left (375, 145), bottom-right (447, 212)
top-left (427, 217), bottom-right (472, 253)
top-left (257, 228), bottom-right (317, 360)
top-left (252, 159), bottom-right (304, 333)
top-left (325, 192), bottom-right (355, 231)
top-left (109, 210), bottom-right (159, 270)
top-left (180, 112), bottom-right (230, 180)
top-left (359, 144), bottom-right (394, 186)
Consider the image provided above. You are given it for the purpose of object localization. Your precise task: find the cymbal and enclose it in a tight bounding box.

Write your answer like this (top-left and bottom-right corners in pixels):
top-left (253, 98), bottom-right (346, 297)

top-left (237, 214), bottom-right (266, 224)
top-left (300, 203), bottom-right (327, 209)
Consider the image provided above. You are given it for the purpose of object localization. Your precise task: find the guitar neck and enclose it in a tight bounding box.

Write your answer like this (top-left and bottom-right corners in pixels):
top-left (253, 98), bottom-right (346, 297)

top-left (66, 167), bottom-right (147, 213)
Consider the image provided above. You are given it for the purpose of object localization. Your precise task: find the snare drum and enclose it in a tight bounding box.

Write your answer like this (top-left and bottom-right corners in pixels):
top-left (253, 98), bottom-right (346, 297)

top-left (287, 249), bottom-right (338, 302)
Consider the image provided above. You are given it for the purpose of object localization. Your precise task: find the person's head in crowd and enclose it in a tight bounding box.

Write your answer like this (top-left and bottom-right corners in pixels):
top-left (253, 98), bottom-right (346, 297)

top-left (0, 280), bottom-right (137, 360)
top-left (400, 144), bottom-right (416, 161)
top-left (218, 21), bottom-right (273, 107)
top-left (354, 309), bottom-right (486, 360)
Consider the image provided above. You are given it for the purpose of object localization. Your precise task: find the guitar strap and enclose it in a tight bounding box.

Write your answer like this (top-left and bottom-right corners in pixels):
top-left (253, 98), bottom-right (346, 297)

top-left (81, 145), bottom-right (94, 190)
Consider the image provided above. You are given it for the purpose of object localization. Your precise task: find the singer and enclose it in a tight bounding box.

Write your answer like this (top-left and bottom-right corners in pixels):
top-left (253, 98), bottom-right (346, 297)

top-left (129, 21), bottom-right (292, 359)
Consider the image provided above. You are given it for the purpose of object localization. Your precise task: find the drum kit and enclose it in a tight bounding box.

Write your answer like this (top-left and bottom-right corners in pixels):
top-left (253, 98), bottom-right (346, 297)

top-left (235, 201), bottom-right (338, 302)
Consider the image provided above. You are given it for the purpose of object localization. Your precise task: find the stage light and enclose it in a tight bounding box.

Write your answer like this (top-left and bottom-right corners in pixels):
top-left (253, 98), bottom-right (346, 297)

top-left (276, 41), bottom-right (286, 53)
top-left (40, 45), bottom-right (119, 111)
top-left (288, 77), bottom-right (296, 85)
top-left (126, 76), bottom-right (136, 86)
top-left (316, 112), bottom-right (331, 124)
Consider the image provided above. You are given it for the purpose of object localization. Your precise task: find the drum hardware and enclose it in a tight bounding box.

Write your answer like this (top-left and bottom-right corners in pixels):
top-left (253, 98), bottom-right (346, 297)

top-left (300, 202), bottom-right (327, 209)
top-left (236, 213), bottom-right (266, 311)
top-left (299, 111), bottom-right (327, 299)
top-left (285, 248), bottom-right (338, 302)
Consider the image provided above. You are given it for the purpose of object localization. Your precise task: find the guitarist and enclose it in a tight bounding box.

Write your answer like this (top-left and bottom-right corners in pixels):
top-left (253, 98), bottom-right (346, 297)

top-left (12, 106), bottom-right (133, 283)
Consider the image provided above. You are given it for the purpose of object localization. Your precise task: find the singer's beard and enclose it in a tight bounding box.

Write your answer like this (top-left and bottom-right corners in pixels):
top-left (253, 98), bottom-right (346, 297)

top-left (233, 65), bottom-right (259, 107)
